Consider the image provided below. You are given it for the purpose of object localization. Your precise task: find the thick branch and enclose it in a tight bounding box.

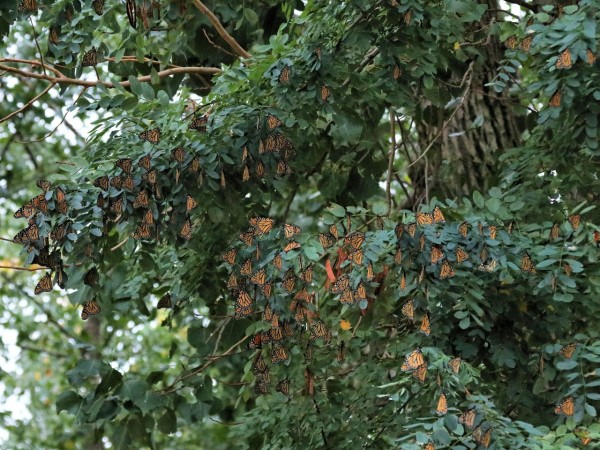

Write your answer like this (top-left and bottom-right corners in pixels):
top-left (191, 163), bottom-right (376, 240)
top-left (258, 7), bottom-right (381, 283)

top-left (191, 0), bottom-right (252, 59)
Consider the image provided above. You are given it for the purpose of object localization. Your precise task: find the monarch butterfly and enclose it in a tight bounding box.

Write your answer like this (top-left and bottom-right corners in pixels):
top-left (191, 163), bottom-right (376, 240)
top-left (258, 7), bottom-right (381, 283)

top-left (189, 157), bottom-right (200, 174)
top-left (559, 343), bottom-right (577, 359)
top-left (420, 312), bottom-right (431, 336)
top-left (549, 223), bottom-right (560, 240)
top-left (430, 245), bottom-right (444, 264)
top-left (81, 299), bottom-right (101, 320)
top-left (239, 229), bottom-right (254, 246)
top-left (33, 248), bottom-right (59, 270)
top-left (282, 321), bottom-right (295, 338)
top-left (83, 267), bottom-right (99, 287)
top-left (34, 273), bottom-right (53, 295)
top-left (432, 206), bottom-right (445, 223)
top-left (14, 203), bottom-right (35, 219)
top-left (568, 214), bottom-right (581, 230)
top-left (478, 259), bottom-right (497, 272)
top-left (169, 147), bottom-right (185, 164)
top-left (390, 247), bottom-right (402, 266)
top-left (281, 272), bottom-right (296, 293)
top-left (266, 114), bottom-right (282, 130)
top-left (14, 223), bottom-right (39, 244)
top-left (459, 409), bottom-right (476, 429)
top-left (271, 344), bottom-right (289, 364)
top-left (367, 263), bottom-right (374, 281)
top-left (122, 175), bottom-right (134, 190)
top-left (587, 50), bottom-right (597, 65)
top-left (116, 158), bottom-right (133, 173)
top-left (521, 253), bottom-right (536, 273)
top-left (348, 249), bottom-right (364, 265)
top-left (561, 263), bottom-right (572, 276)
top-left (549, 90), bottom-right (561, 108)
top-left (133, 224), bottom-right (153, 239)
top-left (226, 273), bottom-right (239, 291)
top-left (143, 169), bottom-right (158, 185)
top-left (458, 222), bottom-right (469, 238)
top-left (276, 160), bottom-right (290, 176)
top-left (109, 196), bottom-right (123, 215)
top-left (250, 268), bottom-right (267, 285)
top-left (234, 291), bottom-right (254, 319)
top-left (393, 64), bottom-right (402, 80)
top-left (439, 260), bottom-right (455, 279)
top-left (18, 0), bottom-right (37, 13)
top-left (556, 48), bottom-right (572, 69)
top-left (82, 47), bottom-right (98, 67)
top-left (183, 195), bottom-right (197, 213)
top-left (413, 364), bottom-right (427, 383)
top-left (401, 299), bottom-right (414, 321)
top-left (222, 248), bottom-right (237, 265)
top-left (253, 379), bottom-right (269, 396)
top-left (336, 289), bottom-right (352, 304)
top-left (179, 218), bottom-right (193, 240)
top-left (555, 397), bottom-right (575, 416)
top-left (504, 35), bottom-right (518, 49)
top-left (50, 222), bottom-right (69, 241)
top-left (255, 161), bottom-right (266, 178)
top-left (419, 234), bottom-right (426, 251)
top-left (416, 211), bottom-right (434, 226)
top-left (520, 35), bottom-right (533, 52)
top-left (157, 293), bottom-right (172, 309)
top-left (139, 128), bottom-right (161, 144)
top-left (242, 165), bottom-right (250, 182)
top-left (251, 354), bottom-right (268, 374)
top-left (575, 428), bottom-right (592, 446)
top-left (240, 259), bottom-right (252, 276)
top-left (272, 253), bottom-right (282, 271)
top-left (56, 199), bottom-right (69, 214)
top-left (400, 272), bottom-right (407, 290)
top-left (354, 282), bottom-right (367, 301)
top-left (125, 0), bottom-right (136, 27)
top-left (132, 190), bottom-right (149, 209)
top-left (331, 274), bottom-right (350, 294)
top-left (405, 222), bottom-right (417, 238)
top-left (449, 357), bottom-right (461, 374)
top-left (189, 114), bottom-right (208, 132)
top-left (300, 265), bottom-right (314, 284)
top-left (247, 333), bottom-right (263, 350)
top-left (345, 231), bottom-right (365, 249)
top-left (263, 133), bottom-right (287, 153)
top-left (423, 442), bottom-right (435, 450)
top-left (276, 378), bottom-right (290, 395)
top-left (31, 193), bottom-right (48, 214)
top-left (260, 281), bottom-right (272, 299)
top-left (278, 66), bottom-right (290, 84)
top-left (283, 241), bottom-right (301, 253)
top-left (321, 85), bottom-right (330, 102)
top-left (249, 217), bottom-right (274, 235)
top-left (436, 393), bottom-right (448, 415)
top-left (394, 223), bottom-right (404, 240)
top-left (284, 223), bottom-right (302, 239)
top-left (36, 179), bottom-right (52, 192)
top-left (92, 0), bottom-right (104, 15)
top-left (473, 426), bottom-right (492, 448)
top-left (319, 233), bottom-right (335, 249)
top-left (487, 226), bottom-right (497, 240)
top-left (456, 247), bottom-right (469, 263)
top-left (310, 320), bottom-right (329, 340)
top-left (401, 348), bottom-right (425, 372)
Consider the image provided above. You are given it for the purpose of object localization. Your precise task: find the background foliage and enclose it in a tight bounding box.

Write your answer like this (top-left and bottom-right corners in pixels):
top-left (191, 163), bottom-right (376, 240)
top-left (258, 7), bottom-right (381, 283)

top-left (1, 0), bottom-right (599, 449)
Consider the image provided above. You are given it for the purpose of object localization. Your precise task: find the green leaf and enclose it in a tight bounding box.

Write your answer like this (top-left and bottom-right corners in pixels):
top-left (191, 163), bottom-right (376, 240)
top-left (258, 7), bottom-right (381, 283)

top-left (158, 408), bottom-right (177, 434)
top-left (128, 75), bottom-right (143, 97)
top-left (329, 203), bottom-right (346, 218)
top-left (473, 191), bottom-right (484, 208)
top-left (56, 391), bottom-right (83, 415)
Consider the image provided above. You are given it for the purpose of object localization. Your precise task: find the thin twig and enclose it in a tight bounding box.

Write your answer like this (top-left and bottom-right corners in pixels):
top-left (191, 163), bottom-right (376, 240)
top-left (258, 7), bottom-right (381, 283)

top-left (191, 0), bottom-right (251, 59)
top-left (17, 342), bottom-right (69, 358)
top-left (386, 109), bottom-right (396, 217)
top-left (0, 265), bottom-right (46, 271)
top-left (283, 185), bottom-right (299, 222)
top-left (0, 82), bottom-right (55, 124)
top-left (29, 16), bottom-right (46, 76)
top-left (110, 237), bottom-right (129, 252)
top-left (203, 29), bottom-right (237, 57)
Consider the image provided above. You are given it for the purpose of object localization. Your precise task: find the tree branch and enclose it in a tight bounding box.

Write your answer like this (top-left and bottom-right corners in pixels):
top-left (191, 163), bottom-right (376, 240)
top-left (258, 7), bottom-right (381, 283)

top-left (191, 0), bottom-right (252, 60)
top-left (0, 82), bottom-right (55, 124)
top-left (386, 109), bottom-right (396, 217)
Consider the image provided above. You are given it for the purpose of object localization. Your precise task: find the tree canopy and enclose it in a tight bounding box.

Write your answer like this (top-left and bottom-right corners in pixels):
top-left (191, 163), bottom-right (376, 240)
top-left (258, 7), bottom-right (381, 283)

top-left (1, 0), bottom-right (599, 449)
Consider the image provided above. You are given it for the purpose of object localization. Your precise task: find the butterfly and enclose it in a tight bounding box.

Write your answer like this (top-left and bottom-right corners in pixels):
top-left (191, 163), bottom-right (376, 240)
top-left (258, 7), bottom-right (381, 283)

top-left (242, 165), bottom-right (250, 182)
top-left (549, 223), bottom-right (560, 240)
top-left (367, 263), bottom-right (374, 281)
top-left (394, 223), bottom-right (404, 240)
top-left (250, 268), bottom-right (267, 286)
top-left (251, 354), bottom-right (268, 375)
top-left (594, 230), bottom-right (600, 247)
top-left (284, 223), bottom-right (302, 239)
top-left (92, 0), bottom-right (104, 15)
top-left (405, 222), bottom-right (417, 238)
top-left (82, 47), bottom-right (98, 67)
top-left (331, 274), bottom-right (350, 294)
top-left (401, 299), bottom-right (414, 321)
top-left (139, 128), bottom-right (161, 143)
top-left (487, 225), bottom-right (497, 240)
top-left (126, 0), bottom-right (136, 27)
top-left (121, 175), bottom-right (134, 190)
top-left (310, 320), bottom-right (329, 340)
top-left (348, 248), bottom-right (363, 265)
top-left (266, 114), bottom-right (282, 130)
top-left (116, 158), bottom-right (133, 173)
top-left (255, 161), bottom-right (266, 177)
top-left (416, 211), bottom-right (434, 226)
top-left (478, 259), bottom-right (497, 272)
top-left (575, 428), bottom-right (592, 446)
top-left (14, 223), bottom-right (39, 244)
top-left (171, 147), bottom-right (186, 163)
top-left (430, 245), bottom-right (444, 264)
top-left (472, 426), bottom-right (492, 448)
top-left (272, 253), bottom-right (282, 271)
top-left (400, 272), bottom-right (407, 290)
top-left (14, 202), bottom-right (35, 219)
top-left (189, 115), bottom-right (208, 132)
top-left (220, 170), bottom-right (226, 188)
top-left (587, 50), bottom-right (597, 65)
top-left (458, 222), bottom-right (469, 238)
top-left (555, 397), bottom-right (575, 416)
top-left (179, 218), bottom-right (193, 240)
top-left (271, 344), bottom-right (289, 364)
top-left (559, 343), bottom-right (577, 359)
top-left (420, 312), bottom-right (431, 336)
top-left (247, 333), bottom-right (263, 350)
top-left (157, 293), bottom-right (172, 309)
top-left (278, 66), bottom-right (290, 84)
top-left (520, 35), bottom-right (533, 52)
top-left (449, 357), bottom-right (461, 374)
top-left (568, 214), bottom-right (581, 230)
top-left (276, 378), bottom-right (290, 395)
top-left (345, 231), bottom-right (365, 249)
top-left (254, 380), bottom-right (269, 396)
top-left (142, 169), bottom-right (158, 185)
top-left (36, 179), bottom-right (52, 192)
top-left (260, 281), bottom-right (272, 299)
top-left (284, 241), bottom-right (301, 253)
top-left (436, 393), bottom-right (448, 415)
top-left (226, 273), bottom-right (239, 291)
top-left (413, 364), bottom-right (427, 383)
top-left (562, 263), bottom-right (572, 276)
top-left (31, 193), bottom-right (49, 214)
top-left (133, 224), bottom-right (153, 239)
top-left (50, 222), bottom-right (69, 241)
top-left (276, 160), bottom-right (290, 176)
top-left (556, 48), bottom-right (572, 69)
top-left (34, 273), bottom-right (53, 295)
top-left (328, 224), bottom-right (339, 240)
top-left (439, 260), bottom-right (455, 279)
top-left (320, 85), bottom-right (330, 102)
top-left (300, 265), bottom-right (314, 284)
top-left (549, 90), bottom-right (561, 108)
top-left (239, 229), bottom-right (254, 246)
top-left (250, 217), bottom-right (275, 236)
top-left (222, 248), bottom-right (237, 265)
top-left (189, 157), bottom-right (200, 174)
top-left (401, 349), bottom-right (425, 372)
top-left (109, 196), bottom-right (123, 216)
top-left (281, 270), bottom-right (296, 293)
top-left (393, 64), bottom-right (402, 80)
top-left (18, 0), bottom-right (37, 13)
top-left (504, 35), bottom-right (517, 49)
top-left (455, 247), bottom-right (469, 263)
top-left (319, 233), bottom-right (335, 249)
top-left (240, 259), bottom-right (252, 276)
top-left (83, 267), bottom-right (99, 287)
top-left (521, 253), bottom-right (536, 273)
top-left (459, 409), bottom-right (476, 429)
top-left (132, 190), bottom-right (149, 209)
top-left (81, 299), bottom-right (101, 320)
top-left (234, 291), bottom-right (254, 319)
top-left (354, 282), bottom-right (366, 301)
top-left (393, 247), bottom-right (403, 265)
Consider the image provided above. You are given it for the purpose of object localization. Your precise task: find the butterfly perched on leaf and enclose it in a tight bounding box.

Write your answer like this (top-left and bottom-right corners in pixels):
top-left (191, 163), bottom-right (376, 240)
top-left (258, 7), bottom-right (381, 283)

top-left (320, 85), bottom-right (330, 102)
top-left (401, 348), bottom-right (425, 372)
top-left (249, 217), bottom-right (274, 236)
top-left (116, 158), bottom-right (133, 173)
top-left (520, 253), bottom-right (536, 273)
top-left (81, 299), bottom-right (101, 320)
top-left (240, 259), bottom-right (252, 276)
top-left (157, 293), bottom-right (172, 309)
top-left (412, 363), bottom-right (427, 383)
top-left (459, 409), bottom-right (476, 429)
top-left (189, 114), bottom-right (208, 132)
top-left (222, 248), bottom-right (237, 265)
top-left (430, 245), bottom-right (444, 264)
top-left (319, 233), bottom-right (335, 249)
top-left (504, 35), bottom-right (517, 49)
top-left (331, 274), bottom-right (350, 294)
top-left (300, 264), bottom-right (314, 284)
top-left (126, 0), bottom-right (136, 28)
top-left (276, 378), bottom-right (290, 395)
top-left (18, 0), bottom-right (37, 13)
top-left (36, 179), bottom-right (52, 192)
top-left (449, 357), bottom-right (461, 374)
top-left (278, 66), bottom-right (290, 84)
top-left (251, 354), bottom-right (268, 375)
top-left (284, 241), bottom-right (301, 253)
top-left (281, 269), bottom-right (296, 293)
top-left (139, 128), bottom-right (161, 144)
top-left (478, 259), bottom-right (497, 272)
top-left (559, 343), bottom-right (577, 359)
top-left (401, 299), bottom-right (414, 321)
top-left (50, 222), bottom-right (69, 241)
top-left (345, 231), bottom-right (365, 249)
top-left (556, 48), bottom-right (572, 69)
top-left (568, 214), bottom-right (581, 230)
top-left (284, 223), bottom-right (301, 239)
top-left (34, 273), bottom-right (53, 295)
top-left (93, 175), bottom-right (110, 191)
top-left (436, 393), bottom-right (448, 415)
top-left (266, 114), bottom-right (282, 130)
top-left (133, 224), bottom-right (153, 240)
top-left (549, 90), bottom-right (561, 108)
top-left (83, 267), bottom-right (99, 287)
top-left (549, 223), bottom-right (560, 240)
top-left (309, 320), bottom-right (329, 341)
top-left (14, 223), bottom-right (39, 244)
top-left (458, 222), bottom-right (469, 238)
top-left (234, 291), bottom-right (254, 319)
top-left (179, 218), bottom-right (193, 240)
top-left (520, 35), bottom-right (533, 52)
top-left (472, 425), bottom-right (492, 449)
top-left (82, 47), bottom-right (98, 67)
top-left (455, 247), bottom-right (469, 263)
top-left (271, 344), bottom-right (289, 364)
top-left (439, 260), bottom-right (455, 279)
top-left (133, 190), bottom-right (150, 209)
top-left (250, 268), bottom-right (267, 286)
top-left (555, 397), bottom-right (575, 416)
top-left (420, 312), bottom-right (431, 336)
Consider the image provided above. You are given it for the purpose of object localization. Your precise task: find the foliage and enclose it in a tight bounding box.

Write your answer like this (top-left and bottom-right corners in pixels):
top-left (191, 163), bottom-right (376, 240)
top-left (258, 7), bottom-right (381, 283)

top-left (1, 0), bottom-right (599, 449)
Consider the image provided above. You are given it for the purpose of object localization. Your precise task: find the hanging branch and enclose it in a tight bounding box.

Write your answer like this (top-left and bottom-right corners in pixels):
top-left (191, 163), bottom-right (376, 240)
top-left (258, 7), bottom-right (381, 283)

top-left (191, 0), bottom-right (252, 59)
